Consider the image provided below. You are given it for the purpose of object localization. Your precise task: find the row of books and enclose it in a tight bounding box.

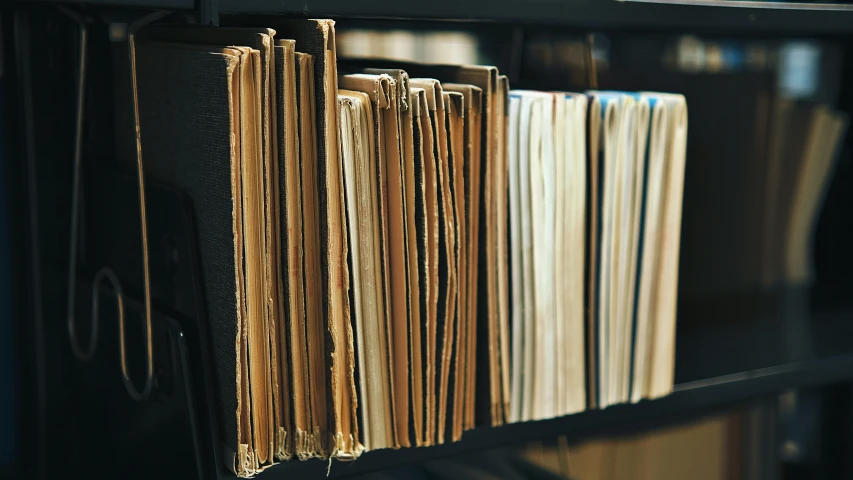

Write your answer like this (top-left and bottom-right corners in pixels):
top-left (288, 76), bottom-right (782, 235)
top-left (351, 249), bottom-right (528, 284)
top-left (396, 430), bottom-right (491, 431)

top-left (132, 19), bottom-right (687, 478)
top-left (506, 91), bottom-right (687, 422)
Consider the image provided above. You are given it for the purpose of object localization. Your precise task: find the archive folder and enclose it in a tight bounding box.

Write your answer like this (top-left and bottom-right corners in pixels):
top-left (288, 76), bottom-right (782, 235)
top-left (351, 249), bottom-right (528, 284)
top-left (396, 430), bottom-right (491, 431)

top-left (339, 58), bottom-right (509, 427)
top-left (265, 18), bottom-right (362, 460)
top-left (136, 40), bottom-right (272, 476)
top-left (442, 82), bottom-right (483, 439)
top-left (339, 72), bottom-right (407, 450)
top-left (337, 88), bottom-right (392, 452)
top-left (126, 22), bottom-right (694, 475)
top-left (135, 18), bottom-right (364, 475)
top-left (363, 67), bottom-right (427, 448)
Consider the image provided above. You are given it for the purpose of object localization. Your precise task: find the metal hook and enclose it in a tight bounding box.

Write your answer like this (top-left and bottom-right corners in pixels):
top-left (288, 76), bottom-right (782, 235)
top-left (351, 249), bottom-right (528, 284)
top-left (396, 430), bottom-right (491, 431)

top-left (61, 7), bottom-right (171, 401)
top-left (117, 9), bottom-right (172, 401)
top-left (89, 267), bottom-right (132, 398)
top-left (57, 5), bottom-right (93, 362)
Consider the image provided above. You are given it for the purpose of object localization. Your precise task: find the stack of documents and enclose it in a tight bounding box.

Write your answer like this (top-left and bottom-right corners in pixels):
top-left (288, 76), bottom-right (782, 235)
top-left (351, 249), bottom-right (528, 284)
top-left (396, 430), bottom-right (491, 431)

top-left (132, 19), bottom-right (690, 477)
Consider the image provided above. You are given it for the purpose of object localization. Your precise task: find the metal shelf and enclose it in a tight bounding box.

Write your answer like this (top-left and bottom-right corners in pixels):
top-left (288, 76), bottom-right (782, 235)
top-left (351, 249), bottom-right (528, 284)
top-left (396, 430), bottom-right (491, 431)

top-left (16, 0), bottom-right (853, 33)
top-left (252, 351), bottom-right (853, 479)
top-left (223, 0), bottom-right (853, 34)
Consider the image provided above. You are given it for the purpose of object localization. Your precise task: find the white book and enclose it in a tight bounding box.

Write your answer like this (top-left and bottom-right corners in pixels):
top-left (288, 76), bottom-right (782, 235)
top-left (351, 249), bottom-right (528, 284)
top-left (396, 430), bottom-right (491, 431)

top-left (518, 92), bottom-right (542, 421)
top-left (612, 95), bottom-right (639, 407)
top-left (617, 96), bottom-right (650, 404)
top-left (644, 93), bottom-right (688, 400)
top-left (552, 93), bottom-right (569, 416)
top-left (564, 93), bottom-right (588, 415)
top-left (337, 91), bottom-right (390, 449)
top-left (631, 95), bottom-right (670, 403)
top-left (533, 94), bottom-right (557, 420)
top-left (591, 92), bottom-right (625, 408)
top-left (509, 90), bottom-right (589, 421)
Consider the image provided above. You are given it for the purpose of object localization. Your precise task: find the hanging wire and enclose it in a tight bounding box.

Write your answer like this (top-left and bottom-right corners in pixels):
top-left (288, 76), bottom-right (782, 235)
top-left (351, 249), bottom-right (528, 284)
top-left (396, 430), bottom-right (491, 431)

top-left (61, 6), bottom-right (171, 402)
top-left (58, 4), bottom-right (95, 362)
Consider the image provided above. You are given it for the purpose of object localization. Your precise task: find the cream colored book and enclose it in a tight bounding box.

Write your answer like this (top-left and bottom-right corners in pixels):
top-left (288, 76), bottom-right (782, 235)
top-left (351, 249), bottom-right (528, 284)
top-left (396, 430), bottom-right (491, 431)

top-left (644, 93), bottom-right (688, 400)
top-left (606, 94), bottom-right (636, 408)
top-left (338, 73), bottom-right (405, 449)
top-left (631, 95), bottom-right (670, 403)
top-left (532, 91), bottom-right (556, 420)
top-left (361, 67), bottom-right (424, 447)
top-left (562, 93), bottom-right (588, 415)
top-left (615, 96), bottom-right (649, 405)
top-left (587, 91), bottom-right (625, 409)
top-left (517, 92), bottom-right (546, 421)
top-left (552, 93), bottom-right (569, 417)
top-left (337, 90), bottom-right (389, 451)
top-left (352, 68), bottom-right (423, 446)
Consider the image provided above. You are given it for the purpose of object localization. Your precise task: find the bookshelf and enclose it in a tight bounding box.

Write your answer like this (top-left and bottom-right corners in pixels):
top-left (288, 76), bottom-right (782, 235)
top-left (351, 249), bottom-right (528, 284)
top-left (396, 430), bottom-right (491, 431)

top-left (259, 348), bottom-right (853, 478)
top-left (24, 0), bottom-right (853, 33)
top-left (4, 0), bottom-right (853, 479)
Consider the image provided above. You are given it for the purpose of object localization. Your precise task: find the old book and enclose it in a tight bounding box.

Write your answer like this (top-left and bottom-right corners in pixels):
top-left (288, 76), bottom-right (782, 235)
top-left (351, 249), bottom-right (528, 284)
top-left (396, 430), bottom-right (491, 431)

top-left (409, 86), bottom-right (430, 446)
top-left (233, 43), bottom-right (272, 469)
top-left (339, 59), bottom-right (506, 426)
top-left (553, 93), bottom-right (568, 415)
top-left (600, 93), bottom-right (635, 408)
top-left (339, 72), bottom-right (410, 449)
top-left (136, 41), bottom-right (269, 476)
top-left (457, 65), bottom-right (503, 427)
top-left (508, 91), bottom-right (588, 420)
top-left (468, 66), bottom-right (503, 427)
top-left (363, 68), bottom-right (425, 447)
top-left (273, 38), bottom-right (298, 460)
top-left (631, 95), bottom-right (670, 403)
top-left (561, 93), bottom-right (588, 415)
top-left (530, 91), bottom-right (555, 420)
top-left (496, 75), bottom-right (511, 423)
top-left (432, 89), bottom-right (459, 444)
top-left (400, 75), bottom-right (424, 449)
top-left (513, 92), bottom-right (544, 421)
top-left (646, 93), bottom-right (688, 400)
top-left (337, 89), bottom-right (388, 452)
top-left (613, 95), bottom-right (647, 406)
top-left (295, 50), bottom-right (322, 458)
top-left (585, 92), bottom-right (623, 410)
top-left (410, 84), bottom-right (440, 446)
top-left (415, 64), bottom-right (503, 427)
top-left (410, 78), bottom-right (456, 444)
top-left (439, 90), bottom-right (464, 443)
top-left (443, 82), bottom-right (483, 437)
top-left (261, 18), bottom-right (357, 458)
top-left (137, 26), bottom-right (277, 467)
